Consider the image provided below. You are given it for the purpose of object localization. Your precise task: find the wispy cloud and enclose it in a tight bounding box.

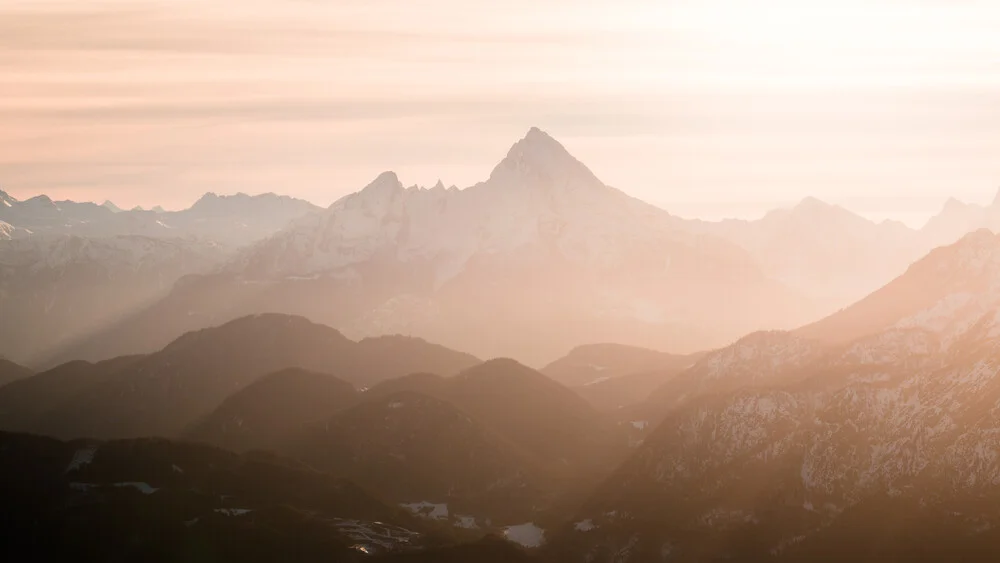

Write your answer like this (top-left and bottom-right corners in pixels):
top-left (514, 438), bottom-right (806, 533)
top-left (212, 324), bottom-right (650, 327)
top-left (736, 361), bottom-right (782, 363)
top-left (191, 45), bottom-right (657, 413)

top-left (1, 0), bottom-right (999, 217)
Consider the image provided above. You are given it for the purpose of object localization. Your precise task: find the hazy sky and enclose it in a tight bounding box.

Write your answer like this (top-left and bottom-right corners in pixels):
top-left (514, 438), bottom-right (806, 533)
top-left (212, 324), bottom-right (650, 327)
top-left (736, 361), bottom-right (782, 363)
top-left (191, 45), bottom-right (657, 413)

top-left (2, 0), bottom-right (999, 225)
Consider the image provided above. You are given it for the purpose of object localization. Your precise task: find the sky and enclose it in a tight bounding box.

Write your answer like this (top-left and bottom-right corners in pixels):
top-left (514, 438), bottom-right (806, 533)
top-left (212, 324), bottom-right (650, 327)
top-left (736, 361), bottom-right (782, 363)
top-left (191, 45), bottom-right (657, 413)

top-left (2, 0), bottom-right (999, 225)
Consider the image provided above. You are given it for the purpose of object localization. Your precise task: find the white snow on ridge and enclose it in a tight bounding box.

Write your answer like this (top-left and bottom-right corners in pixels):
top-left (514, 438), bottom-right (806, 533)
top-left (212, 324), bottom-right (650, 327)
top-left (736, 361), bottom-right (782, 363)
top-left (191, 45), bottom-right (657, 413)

top-left (233, 128), bottom-right (692, 285)
top-left (0, 234), bottom-right (223, 272)
top-left (574, 519), bottom-right (596, 532)
top-left (65, 445), bottom-right (98, 473)
top-left (504, 523), bottom-right (546, 548)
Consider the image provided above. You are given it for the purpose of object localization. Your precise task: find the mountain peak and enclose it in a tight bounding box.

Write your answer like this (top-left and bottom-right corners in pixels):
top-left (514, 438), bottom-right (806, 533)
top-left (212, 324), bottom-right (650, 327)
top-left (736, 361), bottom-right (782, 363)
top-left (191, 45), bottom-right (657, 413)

top-left (942, 196), bottom-right (968, 211)
top-left (102, 200), bottom-right (123, 213)
top-left (0, 189), bottom-right (15, 207)
top-left (24, 195), bottom-right (55, 208)
top-left (509, 126), bottom-right (571, 162)
top-left (793, 196), bottom-right (835, 213)
top-left (488, 127), bottom-right (600, 188)
top-left (358, 171), bottom-right (403, 197)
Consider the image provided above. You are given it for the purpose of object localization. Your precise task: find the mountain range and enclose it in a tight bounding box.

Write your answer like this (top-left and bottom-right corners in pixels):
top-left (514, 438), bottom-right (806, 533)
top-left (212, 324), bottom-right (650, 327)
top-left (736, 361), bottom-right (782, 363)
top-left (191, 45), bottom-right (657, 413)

top-left (3, 129), bottom-right (825, 366)
top-left (4, 229), bottom-right (1000, 559)
top-left (0, 189), bottom-right (320, 247)
top-left (6, 128), bottom-right (1000, 560)
top-left (3, 129), bottom-right (999, 367)
top-left (547, 229), bottom-right (1000, 562)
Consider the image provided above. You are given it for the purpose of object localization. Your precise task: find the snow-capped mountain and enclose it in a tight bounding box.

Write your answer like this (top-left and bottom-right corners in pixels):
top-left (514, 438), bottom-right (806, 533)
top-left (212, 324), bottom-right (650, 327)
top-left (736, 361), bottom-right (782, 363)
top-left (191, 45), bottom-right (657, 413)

top-left (0, 235), bottom-right (226, 364)
top-left (236, 128), bottom-right (696, 281)
top-left (159, 192), bottom-right (322, 247)
top-left (0, 191), bottom-right (147, 237)
top-left (0, 220), bottom-right (29, 240)
top-left (60, 128), bottom-right (819, 365)
top-left (233, 127), bottom-right (819, 362)
top-left (0, 188), bottom-right (319, 248)
top-left (552, 231), bottom-right (1000, 562)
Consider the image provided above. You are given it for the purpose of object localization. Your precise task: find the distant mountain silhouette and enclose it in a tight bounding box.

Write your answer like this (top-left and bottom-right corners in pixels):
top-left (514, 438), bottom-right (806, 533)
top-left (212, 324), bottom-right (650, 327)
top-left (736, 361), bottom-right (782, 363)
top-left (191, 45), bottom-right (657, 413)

top-left (0, 355), bottom-right (144, 434)
top-left (0, 188), bottom-right (319, 246)
top-left (185, 368), bottom-right (358, 453)
top-left (0, 358), bottom-right (32, 389)
top-left (0, 235), bottom-right (225, 364)
top-left (920, 187), bottom-right (1000, 248)
top-left (0, 314), bottom-right (479, 440)
top-left (689, 196), bottom-right (925, 313)
top-left (179, 357), bottom-right (629, 528)
top-left (447, 359), bottom-right (624, 475)
top-left (798, 228), bottom-right (1000, 345)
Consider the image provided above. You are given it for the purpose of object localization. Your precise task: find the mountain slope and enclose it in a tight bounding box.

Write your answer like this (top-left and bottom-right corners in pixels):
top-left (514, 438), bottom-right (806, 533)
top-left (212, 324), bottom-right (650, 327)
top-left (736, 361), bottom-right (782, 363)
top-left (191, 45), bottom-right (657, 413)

top-left (446, 359), bottom-right (625, 476)
top-left (550, 285), bottom-right (1000, 562)
top-left (0, 356), bottom-right (144, 433)
top-left (158, 192), bottom-right (321, 247)
top-left (185, 358), bottom-right (627, 531)
top-left (0, 431), bottom-right (471, 561)
top-left (690, 197), bottom-right (924, 311)
top-left (289, 390), bottom-right (552, 525)
top-left (53, 128), bottom-right (817, 366)
top-left (542, 343), bottom-right (701, 388)
top-left (0, 358), bottom-right (32, 389)
top-left (798, 229), bottom-right (1000, 345)
top-left (920, 188), bottom-right (1000, 249)
top-left (2, 314), bottom-right (479, 440)
top-left (0, 235), bottom-right (226, 364)
top-left (185, 368), bottom-right (358, 453)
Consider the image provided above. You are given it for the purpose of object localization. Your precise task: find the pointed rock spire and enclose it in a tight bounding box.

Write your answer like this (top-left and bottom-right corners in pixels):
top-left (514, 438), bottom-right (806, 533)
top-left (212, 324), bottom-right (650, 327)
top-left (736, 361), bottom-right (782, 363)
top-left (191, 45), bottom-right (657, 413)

top-left (488, 127), bottom-right (602, 189)
top-left (360, 171), bottom-right (403, 194)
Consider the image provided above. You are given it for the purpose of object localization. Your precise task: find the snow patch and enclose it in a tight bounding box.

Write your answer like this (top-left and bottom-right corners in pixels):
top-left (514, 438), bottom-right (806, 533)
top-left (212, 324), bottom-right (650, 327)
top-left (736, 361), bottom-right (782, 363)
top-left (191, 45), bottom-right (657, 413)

top-left (454, 515), bottom-right (478, 529)
top-left (574, 519), bottom-right (596, 532)
top-left (503, 523), bottom-right (545, 548)
top-left (114, 482), bottom-right (158, 495)
top-left (215, 508), bottom-right (253, 516)
top-left (65, 445), bottom-right (98, 473)
top-left (400, 501), bottom-right (449, 520)
top-left (630, 420), bottom-right (649, 431)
